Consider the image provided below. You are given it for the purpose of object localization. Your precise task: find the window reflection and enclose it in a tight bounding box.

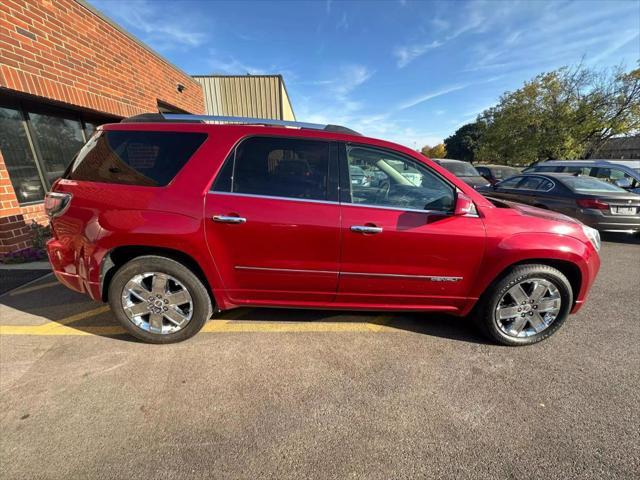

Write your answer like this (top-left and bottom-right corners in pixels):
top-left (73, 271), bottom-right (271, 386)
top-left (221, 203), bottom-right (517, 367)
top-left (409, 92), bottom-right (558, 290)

top-left (28, 112), bottom-right (85, 186)
top-left (0, 107), bottom-right (44, 203)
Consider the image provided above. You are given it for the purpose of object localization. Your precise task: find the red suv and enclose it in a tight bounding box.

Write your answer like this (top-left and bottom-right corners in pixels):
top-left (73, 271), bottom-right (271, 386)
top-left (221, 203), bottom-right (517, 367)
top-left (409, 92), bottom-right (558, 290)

top-left (45, 115), bottom-right (601, 346)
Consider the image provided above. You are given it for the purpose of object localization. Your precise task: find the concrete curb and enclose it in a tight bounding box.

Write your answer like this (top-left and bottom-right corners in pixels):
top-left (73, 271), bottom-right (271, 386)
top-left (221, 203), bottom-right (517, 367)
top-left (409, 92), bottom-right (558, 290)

top-left (0, 261), bottom-right (51, 271)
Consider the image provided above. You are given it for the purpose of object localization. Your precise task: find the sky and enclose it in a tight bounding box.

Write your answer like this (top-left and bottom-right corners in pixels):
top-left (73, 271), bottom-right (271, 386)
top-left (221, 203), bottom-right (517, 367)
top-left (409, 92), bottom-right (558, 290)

top-left (90, 0), bottom-right (640, 148)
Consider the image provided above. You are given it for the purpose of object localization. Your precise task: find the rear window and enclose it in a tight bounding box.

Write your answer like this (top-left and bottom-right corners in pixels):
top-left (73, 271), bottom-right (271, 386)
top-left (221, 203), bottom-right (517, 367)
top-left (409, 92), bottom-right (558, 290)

top-left (441, 161), bottom-right (480, 177)
top-left (561, 176), bottom-right (626, 193)
top-left (66, 130), bottom-right (207, 186)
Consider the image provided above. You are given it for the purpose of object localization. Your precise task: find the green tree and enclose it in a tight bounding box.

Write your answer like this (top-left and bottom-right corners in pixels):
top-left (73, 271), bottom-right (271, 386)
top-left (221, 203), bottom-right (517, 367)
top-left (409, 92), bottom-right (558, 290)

top-left (444, 122), bottom-right (485, 162)
top-left (475, 65), bottom-right (640, 165)
top-left (420, 143), bottom-right (447, 158)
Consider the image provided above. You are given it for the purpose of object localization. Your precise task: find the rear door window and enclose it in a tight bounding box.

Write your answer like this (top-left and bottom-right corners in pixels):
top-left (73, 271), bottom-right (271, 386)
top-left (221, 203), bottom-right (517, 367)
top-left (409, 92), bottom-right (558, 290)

top-left (212, 136), bottom-right (331, 201)
top-left (66, 130), bottom-right (207, 186)
top-left (497, 176), bottom-right (523, 189)
top-left (534, 166), bottom-right (561, 172)
top-left (563, 166), bottom-right (592, 175)
top-left (518, 177), bottom-right (545, 190)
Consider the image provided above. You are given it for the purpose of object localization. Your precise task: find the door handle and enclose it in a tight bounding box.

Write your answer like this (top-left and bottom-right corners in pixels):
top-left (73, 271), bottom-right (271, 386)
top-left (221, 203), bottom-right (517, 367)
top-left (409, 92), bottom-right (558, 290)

top-left (213, 215), bottom-right (246, 224)
top-left (351, 225), bottom-right (383, 234)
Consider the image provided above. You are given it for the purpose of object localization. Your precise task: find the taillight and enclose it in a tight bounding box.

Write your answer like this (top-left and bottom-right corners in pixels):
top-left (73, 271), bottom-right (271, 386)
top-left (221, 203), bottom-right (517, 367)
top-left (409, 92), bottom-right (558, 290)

top-left (577, 198), bottom-right (609, 210)
top-left (44, 192), bottom-right (72, 218)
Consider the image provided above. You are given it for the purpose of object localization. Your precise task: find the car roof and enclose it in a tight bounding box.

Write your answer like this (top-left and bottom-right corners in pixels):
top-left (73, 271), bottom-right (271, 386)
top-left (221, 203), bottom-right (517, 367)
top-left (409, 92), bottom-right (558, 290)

top-left (533, 159), bottom-right (640, 169)
top-left (477, 164), bottom-right (520, 169)
top-left (432, 158), bottom-right (466, 164)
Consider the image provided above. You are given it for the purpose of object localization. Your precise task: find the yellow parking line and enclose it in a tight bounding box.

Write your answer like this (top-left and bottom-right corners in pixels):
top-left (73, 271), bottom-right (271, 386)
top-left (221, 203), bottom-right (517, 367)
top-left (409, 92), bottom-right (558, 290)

top-left (0, 305), bottom-right (402, 337)
top-left (366, 315), bottom-right (393, 332)
top-left (0, 324), bottom-right (125, 336)
top-left (9, 280), bottom-right (59, 296)
top-left (202, 320), bottom-right (396, 333)
top-left (38, 305), bottom-right (111, 332)
top-left (0, 319), bottom-right (399, 336)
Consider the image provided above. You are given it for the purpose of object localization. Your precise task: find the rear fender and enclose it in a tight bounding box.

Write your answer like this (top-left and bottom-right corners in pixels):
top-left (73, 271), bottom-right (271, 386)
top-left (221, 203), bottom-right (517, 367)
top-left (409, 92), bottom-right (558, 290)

top-left (91, 210), bottom-right (227, 306)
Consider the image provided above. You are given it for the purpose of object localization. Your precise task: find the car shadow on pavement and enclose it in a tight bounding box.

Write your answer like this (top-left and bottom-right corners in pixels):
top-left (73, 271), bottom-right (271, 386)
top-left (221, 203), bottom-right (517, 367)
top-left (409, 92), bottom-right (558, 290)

top-left (0, 278), bottom-right (489, 345)
top-left (215, 307), bottom-right (491, 345)
top-left (601, 232), bottom-right (640, 245)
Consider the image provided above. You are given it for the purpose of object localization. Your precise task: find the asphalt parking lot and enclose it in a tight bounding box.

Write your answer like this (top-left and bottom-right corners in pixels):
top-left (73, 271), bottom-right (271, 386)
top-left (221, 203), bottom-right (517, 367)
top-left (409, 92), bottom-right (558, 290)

top-left (1, 234), bottom-right (639, 479)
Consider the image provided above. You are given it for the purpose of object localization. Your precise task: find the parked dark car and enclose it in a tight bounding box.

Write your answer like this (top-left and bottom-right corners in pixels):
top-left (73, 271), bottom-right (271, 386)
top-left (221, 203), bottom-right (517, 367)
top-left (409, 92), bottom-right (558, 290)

top-left (478, 173), bottom-right (640, 233)
top-left (476, 164), bottom-right (521, 185)
top-left (523, 160), bottom-right (640, 194)
top-left (348, 165), bottom-right (371, 186)
top-left (432, 158), bottom-right (490, 189)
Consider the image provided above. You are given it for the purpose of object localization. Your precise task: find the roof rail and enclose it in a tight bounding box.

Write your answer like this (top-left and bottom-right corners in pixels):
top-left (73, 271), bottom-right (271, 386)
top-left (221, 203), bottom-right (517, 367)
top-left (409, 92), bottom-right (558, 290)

top-left (152, 114), bottom-right (362, 136)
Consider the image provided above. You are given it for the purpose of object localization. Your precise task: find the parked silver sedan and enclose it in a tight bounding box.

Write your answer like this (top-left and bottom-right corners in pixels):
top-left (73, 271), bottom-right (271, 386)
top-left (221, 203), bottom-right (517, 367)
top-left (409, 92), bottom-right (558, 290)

top-left (479, 173), bottom-right (640, 233)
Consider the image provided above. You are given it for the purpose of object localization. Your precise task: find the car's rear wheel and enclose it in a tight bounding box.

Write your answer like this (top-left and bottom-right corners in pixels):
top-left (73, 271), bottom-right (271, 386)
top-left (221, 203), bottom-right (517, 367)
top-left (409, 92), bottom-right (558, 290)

top-left (108, 256), bottom-right (212, 343)
top-left (476, 264), bottom-right (573, 346)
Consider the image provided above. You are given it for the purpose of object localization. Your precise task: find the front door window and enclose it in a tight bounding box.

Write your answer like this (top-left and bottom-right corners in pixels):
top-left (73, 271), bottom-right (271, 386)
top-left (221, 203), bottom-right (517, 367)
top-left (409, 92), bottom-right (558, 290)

top-left (345, 145), bottom-right (455, 212)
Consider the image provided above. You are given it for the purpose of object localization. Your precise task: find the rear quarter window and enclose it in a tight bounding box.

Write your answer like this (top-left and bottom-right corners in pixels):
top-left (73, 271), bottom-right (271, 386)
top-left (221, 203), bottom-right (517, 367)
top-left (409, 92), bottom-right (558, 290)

top-left (66, 130), bottom-right (207, 186)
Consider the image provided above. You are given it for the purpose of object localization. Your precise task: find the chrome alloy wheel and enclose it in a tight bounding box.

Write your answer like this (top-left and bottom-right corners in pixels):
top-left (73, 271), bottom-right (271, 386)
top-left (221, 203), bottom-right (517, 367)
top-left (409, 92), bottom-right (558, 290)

top-left (495, 278), bottom-right (562, 338)
top-left (121, 272), bottom-right (193, 334)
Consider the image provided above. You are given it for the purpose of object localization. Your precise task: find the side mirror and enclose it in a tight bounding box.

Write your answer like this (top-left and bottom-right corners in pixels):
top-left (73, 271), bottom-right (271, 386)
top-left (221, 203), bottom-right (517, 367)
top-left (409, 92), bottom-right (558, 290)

top-left (615, 177), bottom-right (632, 189)
top-left (454, 192), bottom-right (477, 216)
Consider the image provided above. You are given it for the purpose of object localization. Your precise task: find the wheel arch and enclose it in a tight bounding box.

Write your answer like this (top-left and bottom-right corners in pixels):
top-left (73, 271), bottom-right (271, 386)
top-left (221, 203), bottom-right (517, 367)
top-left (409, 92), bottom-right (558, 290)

top-left (464, 257), bottom-right (582, 318)
top-left (100, 246), bottom-right (216, 305)
top-left (496, 258), bottom-right (581, 304)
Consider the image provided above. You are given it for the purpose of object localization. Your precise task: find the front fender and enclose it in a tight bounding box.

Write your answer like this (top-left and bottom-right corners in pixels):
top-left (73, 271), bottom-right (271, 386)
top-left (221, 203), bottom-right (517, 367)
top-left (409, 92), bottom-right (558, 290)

top-left (469, 232), bottom-right (599, 308)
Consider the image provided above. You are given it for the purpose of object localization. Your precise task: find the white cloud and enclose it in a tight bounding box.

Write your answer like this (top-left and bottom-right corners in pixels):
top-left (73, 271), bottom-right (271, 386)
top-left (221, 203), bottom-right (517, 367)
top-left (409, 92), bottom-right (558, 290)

top-left (588, 30), bottom-right (640, 65)
top-left (394, 41), bottom-right (443, 68)
top-left (398, 84), bottom-right (469, 111)
top-left (337, 12), bottom-right (349, 31)
top-left (333, 64), bottom-right (374, 95)
top-left (95, 0), bottom-right (207, 48)
top-left (207, 53), bottom-right (268, 75)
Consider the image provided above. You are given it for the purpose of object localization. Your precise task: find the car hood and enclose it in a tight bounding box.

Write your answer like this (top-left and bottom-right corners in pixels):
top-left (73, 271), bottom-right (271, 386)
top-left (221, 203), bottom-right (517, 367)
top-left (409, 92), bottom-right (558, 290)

top-left (488, 197), bottom-right (581, 225)
top-left (461, 176), bottom-right (491, 189)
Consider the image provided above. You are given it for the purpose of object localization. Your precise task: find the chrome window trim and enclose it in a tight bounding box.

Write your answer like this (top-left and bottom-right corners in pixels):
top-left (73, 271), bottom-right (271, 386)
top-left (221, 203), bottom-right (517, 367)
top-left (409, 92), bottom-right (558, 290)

top-left (209, 190), bottom-right (454, 215)
top-left (235, 265), bottom-right (462, 282)
top-left (538, 179), bottom-right (556, 192)
top-left (209, 190), bottom-right (340, 206)
top-left (345, 201), bottom-right (451, 216)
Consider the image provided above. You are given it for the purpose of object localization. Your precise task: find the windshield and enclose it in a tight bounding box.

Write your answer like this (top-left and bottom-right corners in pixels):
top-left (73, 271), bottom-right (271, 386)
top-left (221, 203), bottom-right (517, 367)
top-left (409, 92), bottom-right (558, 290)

top-left (441, 161), bottom-right (480, 177)
top-left (562, 176), bottom-right (627, 193)
top-left (492, 166), bottom-right (520, 179)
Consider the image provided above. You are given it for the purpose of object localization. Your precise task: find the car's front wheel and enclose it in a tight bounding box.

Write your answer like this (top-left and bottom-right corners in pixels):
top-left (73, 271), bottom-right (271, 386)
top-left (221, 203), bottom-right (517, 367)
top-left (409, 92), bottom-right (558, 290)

top-left (477, 264), bottom-right (573, 346)
top-left (108, 255), bottom-right (212, 343)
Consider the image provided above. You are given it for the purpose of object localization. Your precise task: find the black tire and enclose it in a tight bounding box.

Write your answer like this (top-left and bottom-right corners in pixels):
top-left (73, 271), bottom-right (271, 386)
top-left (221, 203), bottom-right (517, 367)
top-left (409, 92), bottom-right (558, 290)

top-left (475, 264), bottom-right (573, 346)
top-left (108, 255), bottom-right (212, 344)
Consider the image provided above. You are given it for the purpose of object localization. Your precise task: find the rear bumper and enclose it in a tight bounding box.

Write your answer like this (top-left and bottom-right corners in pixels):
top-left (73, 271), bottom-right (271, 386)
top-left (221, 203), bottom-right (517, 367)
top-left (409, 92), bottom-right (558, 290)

top-left (46, 238), bottom-right (101, 301)
top-left (576, 210), bottom-right (640, 232)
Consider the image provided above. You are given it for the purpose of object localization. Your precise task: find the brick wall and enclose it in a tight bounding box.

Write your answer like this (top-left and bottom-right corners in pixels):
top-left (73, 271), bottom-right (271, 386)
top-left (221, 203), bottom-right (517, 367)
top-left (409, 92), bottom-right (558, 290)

top-left (0, 151), bottom-right (47, 255)
top-left (0, 0), bottom-right (205, 255)
top-left (0, 0), bottom-right (204, 116)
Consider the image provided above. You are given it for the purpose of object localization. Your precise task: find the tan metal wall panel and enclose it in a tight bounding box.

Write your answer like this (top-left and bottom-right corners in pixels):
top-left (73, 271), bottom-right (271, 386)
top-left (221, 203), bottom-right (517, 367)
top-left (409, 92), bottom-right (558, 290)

top-left (193, 75), bottom-right (295, 120)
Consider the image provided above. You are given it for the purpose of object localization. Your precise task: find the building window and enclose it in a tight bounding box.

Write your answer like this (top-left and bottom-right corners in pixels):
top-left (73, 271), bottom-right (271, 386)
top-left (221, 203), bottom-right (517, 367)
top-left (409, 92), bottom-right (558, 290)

top-left (28, 112), bottom-right (86, 187)
top-left (0, 100), bottom-right (113, 205)
top-left (0, 107), bottom-right (45, 203)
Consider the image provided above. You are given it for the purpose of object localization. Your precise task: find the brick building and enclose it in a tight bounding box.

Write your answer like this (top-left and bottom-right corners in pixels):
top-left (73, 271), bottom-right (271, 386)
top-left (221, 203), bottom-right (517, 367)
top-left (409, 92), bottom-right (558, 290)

top-left (0, 0), bottom-right (205, 255)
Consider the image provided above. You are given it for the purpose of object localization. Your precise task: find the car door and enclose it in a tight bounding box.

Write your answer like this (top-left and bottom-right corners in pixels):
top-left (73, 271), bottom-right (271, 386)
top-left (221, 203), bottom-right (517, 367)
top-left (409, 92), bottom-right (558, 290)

top-left (511, 176), bottom-right (549, 205)
top-left (490, 175), bottom-right (525, 201)
top-left (337, 144), bottom-right (485, 311)
top-left (534, 179), bottom-right (579, 215)
top-left (204, 136), bottom-right (341, 304)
